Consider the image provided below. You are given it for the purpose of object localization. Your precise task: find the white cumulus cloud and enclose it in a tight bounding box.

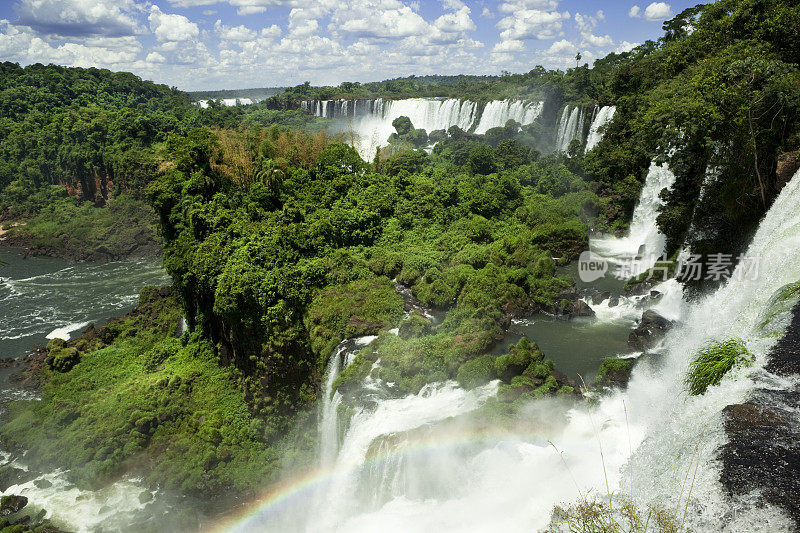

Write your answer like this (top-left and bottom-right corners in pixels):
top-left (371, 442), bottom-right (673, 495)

top-left (644, 2), bottom-right (672, 21)
top-left (12, 0), bottom-right (142, 37)
top-left (149, 5), bottom-right (200, 42)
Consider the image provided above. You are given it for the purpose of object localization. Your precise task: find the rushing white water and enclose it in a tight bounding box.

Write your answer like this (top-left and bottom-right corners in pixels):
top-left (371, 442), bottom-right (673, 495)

top-left (473, 100), bottom-right (544, 134)
top-left (555, 105), bottom-right (586, 153)
top-left (303, 98), bottom-right (544, 160)
top-left (236, 170), bottom-right (800, 533)
top-left (0, 461), bottom-right (153, 533)
top-left (45, 321), bottom-right (91, 341)
top-left (319, 336), bottom-right (378, 466)
top-left (584, 106), bottom-right (617, 153)
top-left (591, 162), bottom-right (677, 273)
top-left (195, 97), bottom-right (254, 108)
top-left (342, 98), bottom-right (477, 160)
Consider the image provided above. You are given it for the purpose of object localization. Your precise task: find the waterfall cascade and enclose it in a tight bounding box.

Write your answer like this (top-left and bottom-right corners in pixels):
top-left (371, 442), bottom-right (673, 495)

top-left (300, 98), bottom-right (544, 160)
top-left (555, 105), bottom-right (586, 152)
top-left (584, 106), bottom-right (617, 152)
top-left (591, 161), bottom-right (677, 272)
top-left (236, 170), bottom-right (800, 533)
top-left (195, 98), bottom-right (253, 108)
top-left (473, 100), bottom-right (544, 134)
top-left (319, 336), bottom-right (377, 466)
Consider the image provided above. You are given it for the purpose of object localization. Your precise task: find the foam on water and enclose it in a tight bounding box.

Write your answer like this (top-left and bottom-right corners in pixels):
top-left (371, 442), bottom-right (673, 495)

top-left (46, 322), bottom-right (91, 341)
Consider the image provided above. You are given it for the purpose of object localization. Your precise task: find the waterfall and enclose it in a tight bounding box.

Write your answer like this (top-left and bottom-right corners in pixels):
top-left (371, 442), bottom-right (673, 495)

top-left (319, 336), bottom-right (378, 466)
top-left (300, 98), bottom-right (545, 160)
top-left (236, 170), bottom-right (800, 533)
top-left (336, 98), bottom-right (477, 160)
top-left (473, 100), bottom-right (544, 134)
top-left (555, 105), bottom-right (586, 152)
top-left (194, 97), bottom-right (253, 108)
top-left (584, 106), bottom-right (617, 152)
top-left (591, 161), bottom-right (676, 271)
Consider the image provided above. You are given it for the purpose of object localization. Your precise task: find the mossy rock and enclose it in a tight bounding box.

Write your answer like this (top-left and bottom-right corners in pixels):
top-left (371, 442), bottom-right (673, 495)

top-left (48, 346), bottom-right (80, 372)
top-left (0, 494), bottom-right (27, 516)
top-left (596, 357), bottom-right (635, 388)
top-left (686, 339), bottom-right (754, 396)
top-left (398, 312), bottom-right (432, 340)
top-left (494, 338), bottom-right (544, 382)
top-left (456, 354), bottom-right (497, 389)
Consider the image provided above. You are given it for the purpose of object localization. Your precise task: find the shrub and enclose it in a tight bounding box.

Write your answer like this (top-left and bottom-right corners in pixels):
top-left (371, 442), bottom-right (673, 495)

top-left (49, 346), bottom-right (80, 373)
top-left (456, 354), bottom-right (497, 389)
top-left (686, 339), bottom-right (754, 396)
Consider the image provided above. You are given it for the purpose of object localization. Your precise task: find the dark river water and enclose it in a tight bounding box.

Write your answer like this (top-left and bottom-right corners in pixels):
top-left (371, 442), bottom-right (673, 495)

top-left (0, 248), bottom-right (169, 360)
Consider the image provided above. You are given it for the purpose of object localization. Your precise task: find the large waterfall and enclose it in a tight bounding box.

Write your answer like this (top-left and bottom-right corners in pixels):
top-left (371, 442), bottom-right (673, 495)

top-left (555, 105), bottom-right (586, 152)
top-left (473, 100), bottom-right (544, 134)
top-left (301, 98), bottom-right (544, 160)
top-left (228, 170), bottom-right (800, 532)
top-left (584, 106), bottom-right (617, 152)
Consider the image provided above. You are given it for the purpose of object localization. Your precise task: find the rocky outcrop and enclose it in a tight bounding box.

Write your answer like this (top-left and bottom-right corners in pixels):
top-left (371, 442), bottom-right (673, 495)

top-left (0, 466), bottom-right (36, 492)
top-left (594, 357), bottom-right (636, 389)
top-left (720, 301), bottom-right (800, 527)
top-left (0, 495), bottom-right (27, 516)
top-left (628, 310), bottom-right (672, 350)
top-left (776, 151), bottom-right (800, 191)
top-left (720, 390), bottom-right (800, 526)
top-left (3, 225), bottom-right (161, 263)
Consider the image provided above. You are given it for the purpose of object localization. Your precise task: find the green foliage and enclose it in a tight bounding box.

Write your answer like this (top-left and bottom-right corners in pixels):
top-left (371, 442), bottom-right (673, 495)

top-left (398, 311), bottom-right (433, 339)
top-left (456, 354), bottom-right (497, 389)
top-left (686, 339), bottom-right (754, 395)
top-left (550, 496), bottom-right (679, 533)
top-left (758, 281), bottom-right (800, 333)
top-left (306, 277), bottom-right (403, 362)
top-left (4, 193), bottom-right (160, 260)
top-left (596, 357), bottom-right (635, 385)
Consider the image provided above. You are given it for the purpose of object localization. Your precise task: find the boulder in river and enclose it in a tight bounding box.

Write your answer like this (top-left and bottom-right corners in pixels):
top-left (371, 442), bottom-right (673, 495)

top-left (628, 310), bottom-right (672, 350)
top-left (0, 466), bottom-right (35, 492)
top-left (0, 494), bottom-right (28, 516)
top-left (595, 357), bottom-right (636, 389)
top-left (570, 300), bottom-right (595, 318)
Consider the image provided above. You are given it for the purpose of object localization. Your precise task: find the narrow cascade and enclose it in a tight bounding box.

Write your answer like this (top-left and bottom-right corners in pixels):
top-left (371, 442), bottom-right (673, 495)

top-left (319, 336), bottom-right (378, 466)
top-left (555, 105), bottom-right (586, 153)
top-left (591, 161), bottom-right (676, 271)
top-left (473, 100), bottom-right (544, 134)
top-left (584, 106), bottom-right (617, 152)
top-left (239, 170), bottom-right (800, 533)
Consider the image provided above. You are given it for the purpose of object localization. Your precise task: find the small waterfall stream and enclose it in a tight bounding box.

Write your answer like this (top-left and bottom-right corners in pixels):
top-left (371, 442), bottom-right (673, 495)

top-left (555, 105), bottom-right (586, 152)
top-left (584, 106), bottom-right (617, 152)
top-left (591, 161), bottom-right (677, 271)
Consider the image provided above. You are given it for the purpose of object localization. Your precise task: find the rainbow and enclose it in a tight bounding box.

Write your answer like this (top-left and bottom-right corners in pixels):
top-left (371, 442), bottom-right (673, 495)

top-left (210, 421), bottom-right (584, 533)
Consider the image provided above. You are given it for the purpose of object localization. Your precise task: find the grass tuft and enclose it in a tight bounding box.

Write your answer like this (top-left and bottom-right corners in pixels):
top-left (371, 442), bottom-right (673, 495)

top-left (685, 339), bottom-right (754, 396)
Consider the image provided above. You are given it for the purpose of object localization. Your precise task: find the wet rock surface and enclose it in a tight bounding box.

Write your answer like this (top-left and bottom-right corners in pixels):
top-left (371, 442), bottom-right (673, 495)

top-left (720, 301), bottom-right (800, 527)
top-left (0, 494), bottom-right (27, 516)
top-left (628, 310), bottom-right (672, 350)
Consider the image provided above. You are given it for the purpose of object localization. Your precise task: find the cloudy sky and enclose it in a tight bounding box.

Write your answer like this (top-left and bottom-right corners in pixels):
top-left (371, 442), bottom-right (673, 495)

top-left (0, 0), bottom-right (695, 91)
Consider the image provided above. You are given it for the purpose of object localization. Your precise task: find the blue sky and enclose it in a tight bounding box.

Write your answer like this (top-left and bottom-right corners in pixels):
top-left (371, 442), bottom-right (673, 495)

top-left (0, 0), bottom-right (699, 90)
